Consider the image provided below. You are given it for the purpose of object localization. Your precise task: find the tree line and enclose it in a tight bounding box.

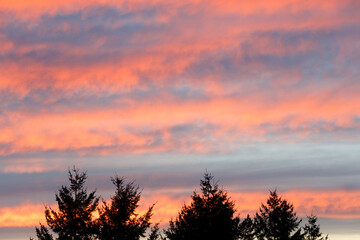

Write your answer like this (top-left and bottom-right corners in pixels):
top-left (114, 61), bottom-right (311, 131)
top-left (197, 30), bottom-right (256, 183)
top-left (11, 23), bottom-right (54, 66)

top-left (31, 167), bottom-right (329, 240)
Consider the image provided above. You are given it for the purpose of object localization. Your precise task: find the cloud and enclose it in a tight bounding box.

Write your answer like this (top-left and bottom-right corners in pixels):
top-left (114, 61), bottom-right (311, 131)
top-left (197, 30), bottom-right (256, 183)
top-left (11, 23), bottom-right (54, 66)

top-left (1, 87), bottom-right (360, 156)
top-left (0, 204), bottom-right (45, 227)
top-left (1, 0), bottom-right (360, 236)
top-left (0, 0), bottom-right (359, 95)
top-left (2, 189), bottom-right (360, 228)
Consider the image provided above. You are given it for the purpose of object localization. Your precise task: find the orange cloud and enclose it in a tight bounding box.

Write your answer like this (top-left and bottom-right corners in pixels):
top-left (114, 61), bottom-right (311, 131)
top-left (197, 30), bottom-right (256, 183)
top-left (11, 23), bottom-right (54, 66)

top-left (0, 204), bottom-right (45, 227)
top-left (2, 189), bottom-right (360, 227)
top-left (1, 84), bottom-right (360, 156)
top-left (230, 190), bottom-right (360, 219)
top-left (0, 0), bottom-right (357, 100)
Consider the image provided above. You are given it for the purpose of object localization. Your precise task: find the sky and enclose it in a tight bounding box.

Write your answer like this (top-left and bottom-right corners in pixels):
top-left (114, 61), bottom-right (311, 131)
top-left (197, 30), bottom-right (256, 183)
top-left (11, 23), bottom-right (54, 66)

top-left (0, 0), bottom-right (360, 239)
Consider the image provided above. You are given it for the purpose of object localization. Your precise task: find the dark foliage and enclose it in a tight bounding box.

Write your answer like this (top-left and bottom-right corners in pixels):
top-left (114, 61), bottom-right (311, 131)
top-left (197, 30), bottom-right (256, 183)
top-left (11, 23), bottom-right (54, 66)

top-left (97, 175), bottom-right (154, 240)
top-left (33, 224), bottom-right (54, 240)
top-left (147, 223), bottom-right (166, 240)
top-left (254, 190), bottom-right (303, 240)
top-left (304, 215), bottom-right (328, 240)
top-left (31, 168), bottom-right (330, 240)
top-left (239, 215), bottom-right (254, 240)
top-left (41, 167), bottom-right (99, 240)
top-left (165, 173), bottom-right (241, 240)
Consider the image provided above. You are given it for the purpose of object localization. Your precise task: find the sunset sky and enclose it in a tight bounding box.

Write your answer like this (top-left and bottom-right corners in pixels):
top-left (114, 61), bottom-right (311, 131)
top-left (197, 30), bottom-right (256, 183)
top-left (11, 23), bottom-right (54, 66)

top-left (1, 0), bottom-right (360, 239)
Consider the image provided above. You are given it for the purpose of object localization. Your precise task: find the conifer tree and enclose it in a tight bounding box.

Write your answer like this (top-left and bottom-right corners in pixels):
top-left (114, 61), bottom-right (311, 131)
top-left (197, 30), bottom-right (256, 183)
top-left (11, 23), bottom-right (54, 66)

top-left (304, 215), bottom-right (328, 240)
top-left (33, 224), bottom-right (54, 240)
top-left (165, 173), bottom-right (240, 240)
top-left (254, 190), bottom-right (303, 240)
top-left (97, 175), bottom-right (154, 240)
top-left (147, 223), bottom-right (166, 240)
top-left (239, 215), bottom-right (254, 240)
top-left (43, 167), bottom-right (99, 240)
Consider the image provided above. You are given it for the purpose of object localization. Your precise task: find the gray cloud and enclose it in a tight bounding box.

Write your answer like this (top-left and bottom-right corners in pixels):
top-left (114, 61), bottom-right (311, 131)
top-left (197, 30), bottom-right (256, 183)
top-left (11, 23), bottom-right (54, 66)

top-left (1, 142), bottom-right (360, 208)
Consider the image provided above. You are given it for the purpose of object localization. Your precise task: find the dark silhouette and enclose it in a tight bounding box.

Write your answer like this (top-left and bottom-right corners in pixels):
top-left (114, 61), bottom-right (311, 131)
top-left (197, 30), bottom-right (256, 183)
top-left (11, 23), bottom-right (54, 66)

top-left (304, 214), bottom-right (328, 240)
top-left (97, 175), bottom-right (154, 240)
top-left (47, 167), bottom-right (99, 239)
top-left (33, 167), bottom-right (100, 240)
top-left (32, 224), bottom-right (53, 240)
top-left (31, 168), bottom-right (330, 240)
top-left (238, 215), bottom-right (255, 240)
top-left (254, 190), bottom-right (303, 240)
top-left (147, 223), bottom-right (166, 240)
top-left (165, 173), bottom-right (241, 240)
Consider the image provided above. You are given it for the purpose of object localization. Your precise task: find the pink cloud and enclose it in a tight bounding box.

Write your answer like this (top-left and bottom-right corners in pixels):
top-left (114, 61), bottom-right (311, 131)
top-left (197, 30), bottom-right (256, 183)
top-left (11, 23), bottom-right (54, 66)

top-left (2, 189), bottom-right (360, 227)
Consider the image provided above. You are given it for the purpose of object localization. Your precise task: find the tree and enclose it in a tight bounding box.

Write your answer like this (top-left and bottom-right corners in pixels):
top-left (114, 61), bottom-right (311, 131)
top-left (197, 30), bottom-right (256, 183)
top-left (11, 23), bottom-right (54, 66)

top-left (165, 173), bottom-right (241, 240)
top-left (304, 215), bottom-right (328, 240)
top-left (97, 175), bottom-right (154, 240)
top-left (33, 224), bottom-right (53, 240)
top-left (41, 167), bottom-right (100, 240)
top-left (254, 190), bottom-right (303, 240)
top-left (147, 223), bottom-right (166, 240)
top-left (239, 215), bottom-right (254, 240)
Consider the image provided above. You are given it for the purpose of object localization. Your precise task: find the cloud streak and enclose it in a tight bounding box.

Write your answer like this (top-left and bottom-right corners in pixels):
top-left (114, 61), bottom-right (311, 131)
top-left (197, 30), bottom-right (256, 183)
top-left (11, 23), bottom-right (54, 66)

top-left (2, 189), bottom-right (360, 228)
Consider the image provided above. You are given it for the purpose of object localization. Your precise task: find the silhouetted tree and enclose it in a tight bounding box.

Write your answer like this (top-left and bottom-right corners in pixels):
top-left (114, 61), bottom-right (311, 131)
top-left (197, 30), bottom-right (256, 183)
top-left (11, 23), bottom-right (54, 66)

top-left (42, 167), bottom-right (99, 240)
top-left (97, 175), bottom-right (154, 240)
top-left (147, 223), bottom-right (166, 240)
top-left (239, 215), bottom-right (254, 240)
top-left (254, 190), bottom-right (303, 240)
top-left (31, 224), bottom-right (54, 240)
top-left (165, 173), bottom-right (241, 240)
top-left (304, 215), bottom-right (328, 240)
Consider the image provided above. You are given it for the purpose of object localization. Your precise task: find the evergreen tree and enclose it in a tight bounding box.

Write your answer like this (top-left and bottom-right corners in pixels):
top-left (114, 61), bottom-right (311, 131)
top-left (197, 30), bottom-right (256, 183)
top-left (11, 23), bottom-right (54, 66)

top-left (239, 215), bottom-right (254, 240)
top-left (165, 173), bottom-right (241, 240)
top-left (44, 167), bottom-right (99, 240)
top-left (304, 215), bottom-right (328, 240)
top-left (147, 223), bottom-right (166, 240)
top-left (254, 190), bottom-right (303, 240)
top-left (97, 175), bottom-right (154, 240)
top-left (33, 224), bottom-right (54, 240)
